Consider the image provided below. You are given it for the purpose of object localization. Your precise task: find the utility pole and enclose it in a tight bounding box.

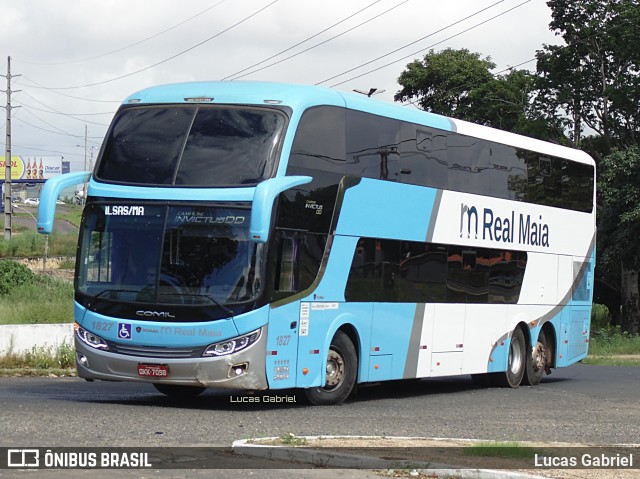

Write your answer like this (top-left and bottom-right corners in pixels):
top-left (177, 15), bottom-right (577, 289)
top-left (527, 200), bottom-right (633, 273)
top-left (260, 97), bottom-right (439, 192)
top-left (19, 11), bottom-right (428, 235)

top-left (83, 125), bottom-right (88, 205)
top-left (2, 56), bottom-right (20, 240)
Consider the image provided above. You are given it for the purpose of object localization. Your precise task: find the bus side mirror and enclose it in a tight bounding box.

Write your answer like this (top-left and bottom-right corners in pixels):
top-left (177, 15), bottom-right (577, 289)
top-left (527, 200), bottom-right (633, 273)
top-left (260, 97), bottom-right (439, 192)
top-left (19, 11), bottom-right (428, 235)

top-left (37, 172), bottom-right (91, 234)
top-left (250, 176), bottom-right (312, 243)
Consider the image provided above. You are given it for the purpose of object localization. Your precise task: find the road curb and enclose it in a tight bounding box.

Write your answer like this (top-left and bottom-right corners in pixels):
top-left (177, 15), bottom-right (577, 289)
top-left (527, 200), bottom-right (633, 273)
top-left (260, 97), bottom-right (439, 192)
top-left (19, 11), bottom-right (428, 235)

top-left (231, 436), bottom-right (550, 479)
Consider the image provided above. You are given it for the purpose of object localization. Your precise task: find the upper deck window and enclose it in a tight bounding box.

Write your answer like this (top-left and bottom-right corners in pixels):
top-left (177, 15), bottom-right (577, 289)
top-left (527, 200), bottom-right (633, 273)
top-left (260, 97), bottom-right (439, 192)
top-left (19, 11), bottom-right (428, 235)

top-left (96, 105), bottom-right (287, 187)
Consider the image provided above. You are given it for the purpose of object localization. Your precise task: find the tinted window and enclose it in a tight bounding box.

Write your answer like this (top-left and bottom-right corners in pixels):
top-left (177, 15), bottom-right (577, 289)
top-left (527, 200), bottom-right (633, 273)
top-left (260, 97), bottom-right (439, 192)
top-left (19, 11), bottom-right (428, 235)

top-left (269, 229), bottom-right (326, 301)
top-left (346, 112), bottom-right (401, 180)
top-left (176, 108), bottom-right (286, 185)
top-left (98, 107), bottom-right (193, 184)
top-left (289, 106), bottom-right (346, 173)
top-left (344, 109), bottom-right (593, 213)
top-left (282, 106), bottom-right (346, 234)
top-left (346, 237), bottom-right (526, 304)
top-left (77, 203), bottom-right (262, 306)
top-left (97, 105), bottom-right (287, 187)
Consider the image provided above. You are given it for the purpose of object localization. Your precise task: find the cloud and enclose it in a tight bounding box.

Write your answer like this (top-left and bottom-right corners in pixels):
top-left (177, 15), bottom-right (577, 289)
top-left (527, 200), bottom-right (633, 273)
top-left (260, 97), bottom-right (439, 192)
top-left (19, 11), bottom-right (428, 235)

top-left (1, 0), bottom-right (558, 170)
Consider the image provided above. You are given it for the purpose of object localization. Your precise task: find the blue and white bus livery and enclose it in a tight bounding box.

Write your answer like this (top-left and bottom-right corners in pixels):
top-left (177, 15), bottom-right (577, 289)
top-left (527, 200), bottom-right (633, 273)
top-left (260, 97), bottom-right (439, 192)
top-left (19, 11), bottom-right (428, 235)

top-left (38, 81), bottom-right (595, 405)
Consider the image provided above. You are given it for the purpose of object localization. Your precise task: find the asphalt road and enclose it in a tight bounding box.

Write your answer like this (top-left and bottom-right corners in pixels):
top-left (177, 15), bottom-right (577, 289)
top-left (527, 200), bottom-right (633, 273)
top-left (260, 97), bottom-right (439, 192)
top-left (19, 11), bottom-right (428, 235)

top-left (0, 365), bottom-right (639, 477)
top-left (9, 204), bottom-right (78, 234)
top-left (1, 364), bottom-right (639, 447)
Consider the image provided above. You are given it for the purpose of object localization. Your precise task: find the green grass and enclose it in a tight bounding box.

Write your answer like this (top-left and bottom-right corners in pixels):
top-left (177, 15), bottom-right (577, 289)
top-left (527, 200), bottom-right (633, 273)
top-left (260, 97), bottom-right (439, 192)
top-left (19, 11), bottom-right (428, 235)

top-left (56, 207), bottom-right (83, 228)
top-left (583, 357), bottom-right (640, 366)
top-left (0, 342), bottom-right (75, 369)
top-left (0, 230), bottom-right (78, 258)
top-left (278, 433), bottom-right (308, 446)
top-left (589, 329), bottom-right (640, 356)
top-left (584, 327), bottom-right (640, 365)
top-left (0, 273), bottom-right (74, 324)
top-left (0, 204), bottom-right (81, 258)
top-left (463, 441), bottom-right (546, 460)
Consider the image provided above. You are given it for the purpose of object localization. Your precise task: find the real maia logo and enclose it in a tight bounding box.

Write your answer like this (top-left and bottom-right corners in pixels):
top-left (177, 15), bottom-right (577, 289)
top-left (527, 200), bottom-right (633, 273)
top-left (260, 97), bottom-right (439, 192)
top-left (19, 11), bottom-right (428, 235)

top-left (460, 203), bottom-right (549, 247)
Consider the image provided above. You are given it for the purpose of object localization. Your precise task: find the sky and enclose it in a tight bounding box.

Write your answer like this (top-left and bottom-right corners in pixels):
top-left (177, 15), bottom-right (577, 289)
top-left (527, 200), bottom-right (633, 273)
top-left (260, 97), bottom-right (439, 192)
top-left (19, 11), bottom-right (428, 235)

top-left (1, 0), bottom-right (561, 172)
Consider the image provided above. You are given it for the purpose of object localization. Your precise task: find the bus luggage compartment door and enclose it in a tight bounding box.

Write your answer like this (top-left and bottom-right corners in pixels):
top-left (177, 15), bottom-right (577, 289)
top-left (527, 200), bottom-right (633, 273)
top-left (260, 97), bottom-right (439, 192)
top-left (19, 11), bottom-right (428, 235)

top-left (266, 301), bottom-right (300, 389)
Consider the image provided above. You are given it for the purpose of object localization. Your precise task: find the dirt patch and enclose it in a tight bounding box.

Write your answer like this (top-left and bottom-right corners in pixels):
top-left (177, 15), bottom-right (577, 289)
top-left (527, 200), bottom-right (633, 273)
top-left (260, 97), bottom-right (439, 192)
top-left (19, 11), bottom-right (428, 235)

top-left (250, 436), bottom-right (639, 479)
top-left (39, 268), bottom-right (74, 283)
top-left (15, 257), bottom-right (74, 283)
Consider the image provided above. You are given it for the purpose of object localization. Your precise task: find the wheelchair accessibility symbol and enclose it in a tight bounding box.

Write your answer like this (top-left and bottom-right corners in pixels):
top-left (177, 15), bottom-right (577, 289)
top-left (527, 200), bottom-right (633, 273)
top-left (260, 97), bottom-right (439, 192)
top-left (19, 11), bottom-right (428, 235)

top-left (118, 323), bottom-right (132, 340)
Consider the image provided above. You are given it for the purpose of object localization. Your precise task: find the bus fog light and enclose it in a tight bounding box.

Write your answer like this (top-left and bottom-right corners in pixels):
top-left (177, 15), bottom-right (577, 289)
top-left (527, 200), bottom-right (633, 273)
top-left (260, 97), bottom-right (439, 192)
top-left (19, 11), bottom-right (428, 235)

top-left (229, 363), bottom-right (248, 378)
top-left (203, 329), bottom-right (261, 357)
top-left (77, 354), bottom-right (88, 366)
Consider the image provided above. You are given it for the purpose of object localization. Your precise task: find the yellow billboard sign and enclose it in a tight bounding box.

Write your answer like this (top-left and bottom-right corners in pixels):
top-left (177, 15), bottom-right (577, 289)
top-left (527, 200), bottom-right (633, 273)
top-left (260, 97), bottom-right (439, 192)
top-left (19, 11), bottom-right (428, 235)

top-left (0, 156), bottom-right (26, 180)
top-left (0, 156), bottom-right (62, 181)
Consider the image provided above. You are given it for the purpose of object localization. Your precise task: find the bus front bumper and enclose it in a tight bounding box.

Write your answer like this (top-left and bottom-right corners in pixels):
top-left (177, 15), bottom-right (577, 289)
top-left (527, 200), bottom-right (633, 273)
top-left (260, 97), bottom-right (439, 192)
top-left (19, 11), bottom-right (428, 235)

top-left (74, 330), bottom-right (268, 390)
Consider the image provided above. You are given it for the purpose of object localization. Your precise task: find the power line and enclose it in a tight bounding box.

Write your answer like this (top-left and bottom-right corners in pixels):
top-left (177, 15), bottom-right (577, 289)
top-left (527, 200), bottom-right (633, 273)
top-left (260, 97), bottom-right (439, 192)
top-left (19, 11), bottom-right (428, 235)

top-left (25, 0), bottom-right (280, 91)
top-left (1, 143), bottom-right (87, 158)
top-left (13, 117), bottom-right (103, 143)
top-left (226, 0), bottom-right (408, 81)
top-left (14, 0), bottom-right (228, 66)
top-left (17, 76), bottom-right (122, 103)
top-left (19, 105), bottom-right (84, 135)
top-left (18, 103), bottom-right (111, 127)
top-left (326, 0), bottom-right (531, 88)
top-left (221, 0), bottom-right (385, 80)
top-left (315, 0), bottom-right (506, 86)
top-left (401, 11), bottom-right (640, 108)
top-left (17, 90), bottom-right (114, 125)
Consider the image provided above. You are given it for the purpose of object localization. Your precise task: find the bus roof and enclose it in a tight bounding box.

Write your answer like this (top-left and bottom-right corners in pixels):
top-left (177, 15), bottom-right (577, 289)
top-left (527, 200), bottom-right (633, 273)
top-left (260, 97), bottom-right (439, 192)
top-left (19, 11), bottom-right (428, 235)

top-left (123, 81), bottom-right (594, 167)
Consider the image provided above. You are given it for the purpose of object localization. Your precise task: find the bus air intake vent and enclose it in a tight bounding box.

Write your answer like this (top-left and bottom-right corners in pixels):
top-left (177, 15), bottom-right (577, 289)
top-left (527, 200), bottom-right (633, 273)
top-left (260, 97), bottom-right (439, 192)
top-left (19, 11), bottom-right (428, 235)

top-left (107, 342), bottom-right (206, 359)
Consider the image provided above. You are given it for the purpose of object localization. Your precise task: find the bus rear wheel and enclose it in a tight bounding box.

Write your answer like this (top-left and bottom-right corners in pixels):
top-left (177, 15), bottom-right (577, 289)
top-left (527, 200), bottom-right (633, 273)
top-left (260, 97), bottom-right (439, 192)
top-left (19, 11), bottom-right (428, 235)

top-left (523, 329), bottom-right (550, 386)
top-left (493, 327), bottom-right (526, 388)
top-left (153, 383), bottom-right (206, 398)
top-left (303, 330), bottom-right (357, 406)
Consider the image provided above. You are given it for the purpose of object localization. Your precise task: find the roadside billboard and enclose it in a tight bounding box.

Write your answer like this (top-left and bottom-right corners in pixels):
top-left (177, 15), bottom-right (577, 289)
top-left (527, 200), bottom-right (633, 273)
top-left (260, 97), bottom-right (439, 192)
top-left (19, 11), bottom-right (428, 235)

top-left (0, 156), bottom-right (62, 181)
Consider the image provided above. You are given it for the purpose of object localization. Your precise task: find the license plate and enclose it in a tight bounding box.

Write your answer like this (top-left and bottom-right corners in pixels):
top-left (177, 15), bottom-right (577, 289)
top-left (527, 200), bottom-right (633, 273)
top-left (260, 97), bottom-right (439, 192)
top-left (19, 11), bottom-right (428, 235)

top-left (138, 363), bottom-right (169, 377)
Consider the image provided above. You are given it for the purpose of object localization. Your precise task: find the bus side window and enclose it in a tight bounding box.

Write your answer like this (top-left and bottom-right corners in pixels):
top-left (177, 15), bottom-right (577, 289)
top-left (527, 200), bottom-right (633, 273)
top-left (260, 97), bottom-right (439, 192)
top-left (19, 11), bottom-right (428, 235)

top-left (376, 240), bottom-right (400, 302)
top-left (275, 233), bottom-right (298, 293)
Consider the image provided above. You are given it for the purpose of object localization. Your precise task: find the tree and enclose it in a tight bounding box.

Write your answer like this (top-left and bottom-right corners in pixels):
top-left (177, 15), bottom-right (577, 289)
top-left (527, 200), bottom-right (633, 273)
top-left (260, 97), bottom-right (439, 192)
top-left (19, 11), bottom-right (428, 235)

top-left (394, 48), bottom-right (495, 120)
top-left (598, 146), bottom-right (640, 333)
top-left (536, 0), bottom-right (640, 332)
top-left (536, 0), bottom-right (640, 160)
top-left (395, 48), bottom-right (563, 141)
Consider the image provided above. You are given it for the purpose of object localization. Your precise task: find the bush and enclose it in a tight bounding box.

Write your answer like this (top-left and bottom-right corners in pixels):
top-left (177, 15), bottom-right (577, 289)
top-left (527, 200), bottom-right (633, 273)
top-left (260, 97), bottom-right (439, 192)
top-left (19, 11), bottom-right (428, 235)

top-left (591, 303), bottom-right (612, 331)
top-left (0, 260), bottom-right (35, 295)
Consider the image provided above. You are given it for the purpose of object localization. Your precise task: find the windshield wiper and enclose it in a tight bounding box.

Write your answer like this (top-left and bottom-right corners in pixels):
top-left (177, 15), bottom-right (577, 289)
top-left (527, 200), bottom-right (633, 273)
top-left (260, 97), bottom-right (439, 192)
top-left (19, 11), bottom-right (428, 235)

top-left (86, 288), bottom-right (142, 307)
top-left (202, 294), bottom-right (235, 319)
top-left (158, 292), bottom-right (235, 318)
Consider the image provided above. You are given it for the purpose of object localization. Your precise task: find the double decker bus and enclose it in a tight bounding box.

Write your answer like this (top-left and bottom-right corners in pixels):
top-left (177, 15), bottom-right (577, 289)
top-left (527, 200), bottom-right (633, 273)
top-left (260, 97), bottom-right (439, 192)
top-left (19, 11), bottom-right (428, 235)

top-left (38, 81), bottom-right (595, 405)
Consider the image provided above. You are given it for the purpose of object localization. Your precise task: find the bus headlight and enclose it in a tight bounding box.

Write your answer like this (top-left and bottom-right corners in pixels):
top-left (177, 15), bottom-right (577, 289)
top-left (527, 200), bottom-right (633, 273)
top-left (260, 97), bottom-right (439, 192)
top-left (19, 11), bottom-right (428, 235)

top-left (203, 329), bottom-right (261, 357)
top-left (75, 322), bottom-right (109, 351)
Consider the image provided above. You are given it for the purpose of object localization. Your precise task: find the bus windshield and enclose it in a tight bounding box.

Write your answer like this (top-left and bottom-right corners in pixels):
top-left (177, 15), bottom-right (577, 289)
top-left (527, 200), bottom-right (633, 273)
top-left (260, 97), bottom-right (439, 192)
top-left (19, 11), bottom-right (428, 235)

top-left (95, 105), bottom-right (287, 186)
top-left (77, 203), bottom-right (263, 306)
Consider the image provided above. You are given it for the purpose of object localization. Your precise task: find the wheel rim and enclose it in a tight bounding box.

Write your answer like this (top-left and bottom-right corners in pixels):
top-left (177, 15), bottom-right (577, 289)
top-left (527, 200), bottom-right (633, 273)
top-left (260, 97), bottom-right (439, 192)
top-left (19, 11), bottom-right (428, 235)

top-left (324, 348), bottom-right (345, 390)
top-left (509, 338), bottom-right (523, 374)
top-left (531, 341), bottom-right (547, 372)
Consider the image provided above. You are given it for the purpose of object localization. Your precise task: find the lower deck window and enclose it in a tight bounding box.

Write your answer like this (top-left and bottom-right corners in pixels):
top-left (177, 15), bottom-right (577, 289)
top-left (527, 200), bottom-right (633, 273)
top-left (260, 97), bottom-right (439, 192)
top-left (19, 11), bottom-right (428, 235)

top-left (345, 238), bottom-right (527, 304)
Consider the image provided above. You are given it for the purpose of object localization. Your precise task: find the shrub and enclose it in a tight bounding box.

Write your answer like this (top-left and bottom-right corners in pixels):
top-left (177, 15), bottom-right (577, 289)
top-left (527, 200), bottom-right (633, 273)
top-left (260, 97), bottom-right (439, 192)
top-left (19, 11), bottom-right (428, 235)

top-left (0, 260), bottom-right (35, 295)
top-left (591, 303), bottom-right (612, 331)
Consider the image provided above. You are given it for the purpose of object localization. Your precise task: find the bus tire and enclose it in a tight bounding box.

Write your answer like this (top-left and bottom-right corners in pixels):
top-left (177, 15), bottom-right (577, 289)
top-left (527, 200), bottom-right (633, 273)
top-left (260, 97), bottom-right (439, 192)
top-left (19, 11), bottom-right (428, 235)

top-left (303, 330), bottom-right (357, 406)
top-left (523, 329), bottom-right (549, 386)
top-left (153, 383), bottom-right (206, 398)
top-left (493, 327), bottom-right (526, 388)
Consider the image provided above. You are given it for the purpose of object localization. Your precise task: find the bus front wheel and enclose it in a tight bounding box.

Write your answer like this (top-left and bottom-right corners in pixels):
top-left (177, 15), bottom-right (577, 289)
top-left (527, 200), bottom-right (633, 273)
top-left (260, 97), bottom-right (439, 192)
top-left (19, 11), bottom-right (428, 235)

top-left (303, 330), bottom-right (357, 406)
